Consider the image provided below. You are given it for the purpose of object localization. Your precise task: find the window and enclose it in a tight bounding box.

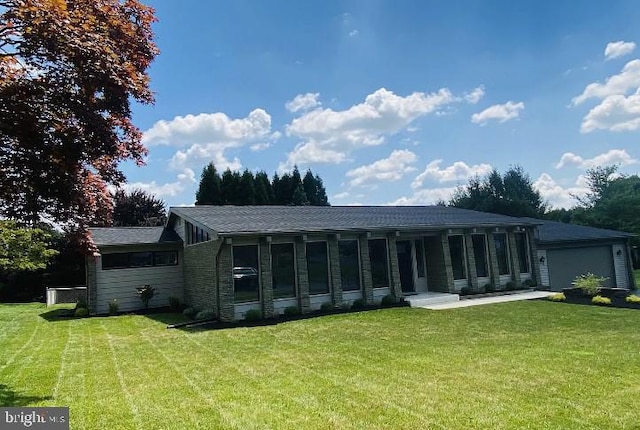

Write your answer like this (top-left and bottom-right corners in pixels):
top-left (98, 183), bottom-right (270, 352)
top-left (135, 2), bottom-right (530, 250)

top-left (233, 245), bottom-right (260, 303)
top-left (415, 239), bottom-right (426, 278)
top-left (494, 233), bottom-right (510, 275)
top-left (102, 251), bottom-right (179, 270)
top-left (185, 221), bottom-right (210, 245)
top-left (472, 234), bottom-right (489, 278)
top-left (339, 240), bottom-right (361, 291)
top-left (306, 242), bottom-right (329, 295)
top-left (515, 232), bottom-right (530, 273)
top-left (271, 243), bottom-right (296, 298)
top-left (368, 239), bottom-right (389, 289)
top-left (448, 235), bottom-right (466, 280)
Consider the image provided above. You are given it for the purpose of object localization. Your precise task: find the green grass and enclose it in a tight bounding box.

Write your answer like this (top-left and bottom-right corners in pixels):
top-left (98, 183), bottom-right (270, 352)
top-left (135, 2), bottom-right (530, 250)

top-left (1, 302), bottom-right (639, 429)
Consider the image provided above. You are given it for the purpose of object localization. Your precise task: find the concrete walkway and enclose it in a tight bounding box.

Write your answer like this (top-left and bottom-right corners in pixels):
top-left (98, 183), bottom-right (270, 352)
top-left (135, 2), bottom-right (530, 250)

top-left (417, 290), bottom-right (550, 310)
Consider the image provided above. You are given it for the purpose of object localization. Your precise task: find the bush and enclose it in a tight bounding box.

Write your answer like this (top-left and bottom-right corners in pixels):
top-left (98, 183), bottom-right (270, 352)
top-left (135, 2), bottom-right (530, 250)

top-left (522, 279), bottom-right (536, 289)
top-left (573, 273), bottom-right (607, 296)
top-left (547, 293), bottom-right (566, 302)
top-left (320, 302), bottom-right (333, 312)
top-left (505, 281), bottom-right (516, 291)
top-left (195, 309), bottom-right (215, 320)
top-left (380, 294), bottom-right (396, 307)
top-left (592, 295), bottom-right (612, 306)
top-left (182, 307), bottom-right (196, 319)
top-left (484, 283), bottom-right (495, 293)
top-left (460, 287), bottom-right (472, 296)
top-left (75, 296), bottom-right (87, 310)
top-left (244, 308), bottom-right (262, 321)
top-left (74, 307), bottom-right (88, 318)
top-left (168, 296), bottom-right (181, 313)
top-left (108, 299), bottom-right (119, 315)
top-left (136, 285), bottom-right (156, 310)
top-left (625, 294), bottom-right (640, 304)
top-left (350, 298), bottom-right (366, 309)
top-left (283, 306), bottom-right (301, 316)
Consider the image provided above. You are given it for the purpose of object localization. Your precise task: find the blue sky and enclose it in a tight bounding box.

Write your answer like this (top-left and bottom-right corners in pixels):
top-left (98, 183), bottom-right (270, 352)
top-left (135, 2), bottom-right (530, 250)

top-left (124, 0), bottom-right (640, 209)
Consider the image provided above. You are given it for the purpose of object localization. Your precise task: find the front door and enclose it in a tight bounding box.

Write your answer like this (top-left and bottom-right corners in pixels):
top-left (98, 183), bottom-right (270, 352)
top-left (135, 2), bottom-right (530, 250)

top-left (397, 240), bottom-right (415, 293)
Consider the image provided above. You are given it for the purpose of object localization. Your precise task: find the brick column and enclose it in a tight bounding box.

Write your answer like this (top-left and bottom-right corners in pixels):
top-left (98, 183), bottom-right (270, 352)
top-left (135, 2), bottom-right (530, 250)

top-left (507, 230), bottom-right (522, 288)
top-left (487, 232), bottom-right (501, 289)
top-left (218, 243), bottom-right (235, 321)
top-left (359, 236), bottom-right (374, 304)
top-left (86, 256), bottom-right (98, 314)
top-left (528, 228), bottom-right (540, 288)
top-left (464, 232), bottom-right (479, 291)
top-left (295, 237), bottom-right (311, 313)
top-left (328, 236), bottom-right (343, 307)
top-left (386, 233), bottom-right (403, 299)
top-left (440, 233), bottom-right (456, 293)
top-left (259, 240), bottom-right (274, 318)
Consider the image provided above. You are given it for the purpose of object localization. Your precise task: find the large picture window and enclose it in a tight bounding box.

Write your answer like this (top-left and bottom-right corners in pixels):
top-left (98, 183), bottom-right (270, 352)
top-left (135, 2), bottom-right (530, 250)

top-left (472, 234), bottom-right (489, 278)
top-left (271, 243), bottom-right (296, 298)
top-left (448, 235), bottom-right (466, 280)
top-left (306, 242), bottom-right (329, 295)
top-left (233, 245), bottom-right (260, 303)
top-left (368, 239), bottom-right (389, 289)
top-left (339, 240), bottom-right (361, 291)
top-left (515, 232), bottom-right (530, 273)
top-left (415, 239), bottom-right (426, 278)
top-left (102, 251), bottom-right (178, 270)
top-left (494, 233), bottom-right (510, 275)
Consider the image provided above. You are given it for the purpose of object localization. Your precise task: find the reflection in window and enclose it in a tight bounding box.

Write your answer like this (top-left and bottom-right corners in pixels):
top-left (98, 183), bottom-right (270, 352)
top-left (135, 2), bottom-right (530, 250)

top-left (233, 245), bottom-right (260, 303)
top-left (448, 235), bottom-right (466, 280)
top-left (339, 240), bottom-right (361, 291)
top-left (368, 239), bottom-right (389, 288)
top-left (306, 242), bottom-right (329, 295)
top-left (515, 233), bottom-right (530, 273)
top-left (472, 235), bottom-right (488, 278)
top-left (272, 243), bottom-right (296, 298)
top-left (494, 233), bottom-right (510, 275)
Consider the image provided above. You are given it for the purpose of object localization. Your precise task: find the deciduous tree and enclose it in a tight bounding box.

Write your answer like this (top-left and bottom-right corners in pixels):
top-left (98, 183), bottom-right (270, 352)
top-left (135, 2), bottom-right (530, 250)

top-left (111, 189), bottom-right (166, 227)
top-left (0, 221), bottom-right (58, 271)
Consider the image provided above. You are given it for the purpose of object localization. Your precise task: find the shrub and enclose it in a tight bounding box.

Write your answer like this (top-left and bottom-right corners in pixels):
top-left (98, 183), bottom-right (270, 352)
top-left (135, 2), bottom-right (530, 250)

top-left (351, 298), bottom-right (366, 309)
top-left (380, 294), bottom-right (396, 307)
top-left (505, 281), bottom-right (516, 291)
top-left (320, 302), bottom-right (333, 312)
top-left (108, 299), bottom-right (119, 315)
top-left (136, 285), bottom-right (156, 310)
top-left (547, 293), bottom-right (566, 302)
top-left (195, 308), bottom-right (215, 320)
top-left (484, 283), bottom-right (495, 293)
top-left (75, 296), bottom-right (88, 310)
top-left (283, 306), bottom-right (301, 316)
top-left (592, 295), bottom-right (612, 306)
top-left (625, 294), bottom-right (640, 304)
top-left (460, 286), bottom-right (472, 296)
top-left (522, 279), bottom-right (536, 289)
top-left (182, 307), bottom-right (196, 319)
top-left (168, 296), bottom-right (181, 313)
top-left (572, 273), bottom-right (607, 296)
top-left (244, 309), bottom-right (262, 321)
top-left (74, 307), bottom-right (88, 318)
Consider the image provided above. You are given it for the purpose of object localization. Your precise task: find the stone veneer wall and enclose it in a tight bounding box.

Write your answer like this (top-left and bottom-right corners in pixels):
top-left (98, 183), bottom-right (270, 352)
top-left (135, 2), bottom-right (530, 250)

top-left (358, 237), bottom-right (374, 304)
top-left (328, 236), bottom-right (343, 307)
top-left (183, 240), bottom-right (220, 316)
top-left (86, 256), bottom-right (98, 314)
top-left (507, 230), bottom-right (522, 288)
top-left (386, 233), bottom-right (403, 299)
top-left (259, 239), bottom-right (274, 318)
top-left (295, 237), bottom-right (311, 313)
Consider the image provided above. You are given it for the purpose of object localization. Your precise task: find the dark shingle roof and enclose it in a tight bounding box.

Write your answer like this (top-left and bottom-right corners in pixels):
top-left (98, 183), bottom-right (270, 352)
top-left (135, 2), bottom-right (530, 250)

top-left (170, 205), bottom-right (539, 236)
top-left (522, 218), bottom-right (635, 244)
top-left (90, 227), bottom-right (181, 246)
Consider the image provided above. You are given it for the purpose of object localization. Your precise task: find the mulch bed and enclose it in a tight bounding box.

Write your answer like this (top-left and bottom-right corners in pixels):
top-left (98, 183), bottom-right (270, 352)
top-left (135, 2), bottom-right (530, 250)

top-left (547, 287), bottom-right (640, 310)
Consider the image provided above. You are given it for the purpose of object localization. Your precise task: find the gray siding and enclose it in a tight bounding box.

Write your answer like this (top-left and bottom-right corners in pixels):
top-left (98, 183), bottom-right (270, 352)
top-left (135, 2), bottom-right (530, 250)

top-left (546, 245), bottom-right (615, 291)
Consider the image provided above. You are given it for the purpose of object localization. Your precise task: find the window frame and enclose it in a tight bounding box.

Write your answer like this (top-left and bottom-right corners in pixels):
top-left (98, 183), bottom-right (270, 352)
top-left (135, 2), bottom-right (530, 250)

top-left (339, 239), bottom-right (363, 291)
top-left (232, 244), bottom-right (261, 304)
top-left (306, 240), bottom-right (330, 296)
top-left (101, 250), bottom-right (179, 270)
top-left (447, 235), bottom-right (467, 280)
top-left (367, 238), bottom-right (390, 289)
top-left (514, 232), bottom-right (531, 274)
top-left (271, 242), bottom-right (298, 300)
top-left (494, 233), bottom-right (511, 275)
top-left (471, 234), bottom-right (489, 278)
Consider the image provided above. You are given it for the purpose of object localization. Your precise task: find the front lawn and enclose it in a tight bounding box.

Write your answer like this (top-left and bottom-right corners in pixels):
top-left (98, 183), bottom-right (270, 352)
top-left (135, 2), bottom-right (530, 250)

top-left (1, 302), bottom-right (639, 429)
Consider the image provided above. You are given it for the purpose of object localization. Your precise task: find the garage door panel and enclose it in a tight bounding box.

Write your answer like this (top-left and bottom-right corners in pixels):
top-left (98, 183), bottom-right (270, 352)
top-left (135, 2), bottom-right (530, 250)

top-left (547, 246), bottom-right (614, 291)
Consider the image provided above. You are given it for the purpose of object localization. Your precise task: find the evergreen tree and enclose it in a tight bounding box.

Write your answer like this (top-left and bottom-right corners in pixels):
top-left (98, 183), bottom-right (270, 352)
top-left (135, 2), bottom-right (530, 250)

top-left (313, 174), bottom-right (330, 206)
top-left (303, 170), bottom-right (317, 205)
top-left (292, 184), bottom-right (310, 205)
top-left (195, 163), bottom-right (222, 205)
top-left (275, 173), bottom-right (294, 204)
top-left (254, 171), bottom-right (273, 205)
top-left (239, 169), bottom-right (256, 205)
top-left (221, 169), bottom-right (241, 205)
top-left (271, 173), bottom-right (282, 205)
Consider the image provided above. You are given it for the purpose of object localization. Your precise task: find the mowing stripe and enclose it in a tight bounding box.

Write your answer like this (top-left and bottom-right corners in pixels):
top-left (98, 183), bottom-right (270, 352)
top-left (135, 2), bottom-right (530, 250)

top-left (0, 318), bottom-right (40, 374)
top-left (52, 320), bottom-right (72, 400)
top-left (100, 320), bottom-right (144, 430)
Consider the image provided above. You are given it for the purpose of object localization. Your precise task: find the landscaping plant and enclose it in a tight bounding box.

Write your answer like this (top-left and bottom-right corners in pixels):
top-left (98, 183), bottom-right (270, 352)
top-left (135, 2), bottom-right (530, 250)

top-left (572, 273), bottom-right (607, 296)
top-left (136, 285), bottom-right (156, 310)
top-left (592, 295), bottom-right (612, 305)
top-left (547, 293), bottom-right (566, 302)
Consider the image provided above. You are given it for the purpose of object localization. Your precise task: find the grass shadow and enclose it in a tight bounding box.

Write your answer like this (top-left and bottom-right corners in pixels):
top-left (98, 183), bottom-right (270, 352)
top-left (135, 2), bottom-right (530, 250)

top-left (38, 307), bottom-right (75, 322)
top-left (0, 384), bottom-right (51, 407)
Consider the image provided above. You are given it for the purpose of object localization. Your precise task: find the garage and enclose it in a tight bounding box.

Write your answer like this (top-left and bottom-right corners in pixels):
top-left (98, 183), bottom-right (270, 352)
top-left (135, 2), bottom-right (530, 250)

top-left (533, 219), bottom-right (635, 291)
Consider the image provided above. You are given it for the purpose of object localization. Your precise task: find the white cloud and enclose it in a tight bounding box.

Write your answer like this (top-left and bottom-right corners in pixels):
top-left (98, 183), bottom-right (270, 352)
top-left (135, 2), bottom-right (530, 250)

top-left (464, 86), bottom-right (485, 104)
top-left (285, 93), bottom-right (321, 113)
top-left (605, 40), bottom-right (636, 60)
top-left (471, 101), bottom-right (524, 125)
top-left (411, 159), bottom-right (492, 188)
top-left (333, 192), bottom-right (350, 199)
top-left (346, 150), bottom-right (417, 187)
top-left (280, 87), bottom-right (458, 169)
top-left (120, 168), bottom-right (196, 198)
top-left (170, 144), bottom-right (242, 171)
top-left (533, 173), bottom-right (588, 209)
top-left (580, 88), bottom-right (640, 132)
top-left (555, 149), bottom-right (638, 169)
top-left (571, 59), bottom-right (640, 106)
top-left (389, 187), bottom-right (457, 206)
top-left (349, 29), bottom-right (359, 37)
top-left (250, 142), bottom-right (271, 151)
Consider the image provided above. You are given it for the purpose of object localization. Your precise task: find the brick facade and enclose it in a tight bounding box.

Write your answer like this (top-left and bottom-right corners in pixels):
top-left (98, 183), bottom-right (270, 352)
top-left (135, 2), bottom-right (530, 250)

top-left (464, 232), bottom-right (479, 291)
top-left (86, 256), bottom-right (98, 314)
top-left (359, 236), bottom-right (374, 304)
top-left (183, 240), bottom-right (220, 315)
top-left (386, 233), bottom-right (403, 298)
top-left (295, 237), bottom-right (311, 313)
top-left (259, 239), bottom-right (274, 318)
top-left (328, 236), bottom-right (343, 307)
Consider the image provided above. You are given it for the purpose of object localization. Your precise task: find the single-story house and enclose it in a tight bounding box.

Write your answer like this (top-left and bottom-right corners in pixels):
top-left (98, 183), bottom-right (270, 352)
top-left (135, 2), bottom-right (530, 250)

top-left (529, 218), bottom-right (636, 291)
top-left (86, 206), bottom-right (636, 319)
